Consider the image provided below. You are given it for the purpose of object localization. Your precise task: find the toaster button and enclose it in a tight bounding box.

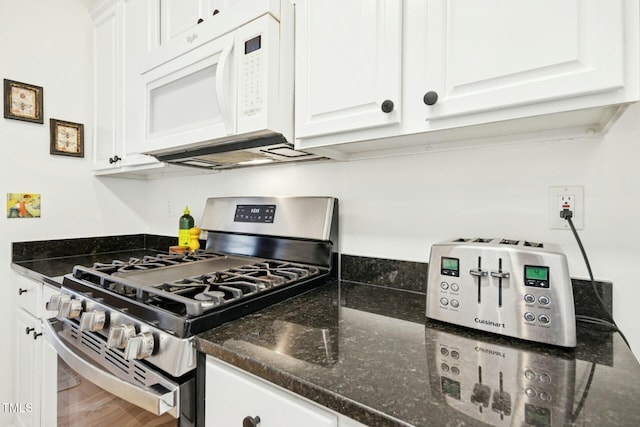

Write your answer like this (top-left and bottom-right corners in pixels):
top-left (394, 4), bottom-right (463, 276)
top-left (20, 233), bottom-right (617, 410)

top-left (450, 283), bottom-right (459, 292)
top-left (440, 282), bottom-right (449, 290)
top-left (450, 299), bottom-right (460, 308)
top-left (524, 312), bottom-right (536, 322)
top-left (440, 297), bottom-right (449, 306)
top-left (524, 294), bottom-right (536, 304)
top-left (538, 314), bottom-right (550, 324)
top-left (538, 295), bottom-right (550, 306)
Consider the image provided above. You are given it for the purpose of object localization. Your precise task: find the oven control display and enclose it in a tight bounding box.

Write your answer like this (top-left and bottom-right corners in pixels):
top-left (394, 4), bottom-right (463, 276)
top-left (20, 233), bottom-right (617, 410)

top-left (234, 204), bottom-right (276, 223)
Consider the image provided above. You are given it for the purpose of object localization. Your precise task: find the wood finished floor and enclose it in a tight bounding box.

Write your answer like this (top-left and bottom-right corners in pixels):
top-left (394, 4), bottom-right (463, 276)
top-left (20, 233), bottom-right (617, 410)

top-left (57, 369), bottom-right (176, 427)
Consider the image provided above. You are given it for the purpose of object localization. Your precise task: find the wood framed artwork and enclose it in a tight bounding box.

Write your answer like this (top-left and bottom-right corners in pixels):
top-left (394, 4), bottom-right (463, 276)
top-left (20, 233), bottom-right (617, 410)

top-left (3, 79), bottom-right (43, 123)
top-left (50, 118), bottom-right (84, 157)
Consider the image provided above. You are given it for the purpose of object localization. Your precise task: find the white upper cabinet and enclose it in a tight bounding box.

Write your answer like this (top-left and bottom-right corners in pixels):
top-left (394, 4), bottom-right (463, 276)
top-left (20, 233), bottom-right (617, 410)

top-left (295, 0), bottom-right (640, 159)
top-left (158, 0), bottom-right (218, 46)
top-left (423, 0), bottom-right (625, 121)
top-left (294, 0), bottom-right (402, 139)
top-left (92, 0), bottom-right (168, 177)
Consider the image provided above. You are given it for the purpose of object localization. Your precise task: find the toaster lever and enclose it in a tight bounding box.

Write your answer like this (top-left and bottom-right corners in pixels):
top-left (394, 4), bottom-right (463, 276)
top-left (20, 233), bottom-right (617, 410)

top-left (490, 271), bottom-right (510, 279)
top-left (469, 269), bottom-right (488, 277)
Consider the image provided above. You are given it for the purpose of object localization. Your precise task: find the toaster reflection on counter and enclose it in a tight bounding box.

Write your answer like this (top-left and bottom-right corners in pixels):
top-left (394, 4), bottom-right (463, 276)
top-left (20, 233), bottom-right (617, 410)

top-left (425, 324), bottom-right (584, 427)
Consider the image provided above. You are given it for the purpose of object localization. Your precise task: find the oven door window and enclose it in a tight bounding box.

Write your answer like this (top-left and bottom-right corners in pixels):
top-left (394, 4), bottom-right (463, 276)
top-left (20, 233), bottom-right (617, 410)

top-left (57, 357), bottom-right (177, 426)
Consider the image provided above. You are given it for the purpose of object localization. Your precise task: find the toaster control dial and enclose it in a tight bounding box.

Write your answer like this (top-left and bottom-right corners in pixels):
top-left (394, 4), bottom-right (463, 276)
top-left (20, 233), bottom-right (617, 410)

top-left (123, 332), bottom-right (155, 360)
top-left (107, 324), bottom-right (136, 349)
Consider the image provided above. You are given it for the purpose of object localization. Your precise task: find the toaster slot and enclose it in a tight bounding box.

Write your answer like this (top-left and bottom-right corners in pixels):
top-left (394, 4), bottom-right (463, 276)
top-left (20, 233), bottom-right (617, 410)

top-left (490, 258), bottom-right (511, 308)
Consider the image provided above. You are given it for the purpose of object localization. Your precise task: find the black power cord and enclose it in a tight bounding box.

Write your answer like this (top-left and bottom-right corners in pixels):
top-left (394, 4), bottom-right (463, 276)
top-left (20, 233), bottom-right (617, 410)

top-left (561, 209), bottom-right (631, 349)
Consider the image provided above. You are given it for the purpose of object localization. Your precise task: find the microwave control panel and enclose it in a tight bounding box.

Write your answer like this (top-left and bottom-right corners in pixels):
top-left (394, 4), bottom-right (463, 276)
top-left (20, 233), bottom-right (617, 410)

top-left (243, 34), bottom-right (263, 117)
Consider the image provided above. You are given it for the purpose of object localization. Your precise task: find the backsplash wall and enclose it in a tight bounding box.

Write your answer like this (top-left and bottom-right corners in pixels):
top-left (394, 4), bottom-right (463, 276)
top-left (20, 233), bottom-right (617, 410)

top-left (135, 102), bottom-right (640, 356)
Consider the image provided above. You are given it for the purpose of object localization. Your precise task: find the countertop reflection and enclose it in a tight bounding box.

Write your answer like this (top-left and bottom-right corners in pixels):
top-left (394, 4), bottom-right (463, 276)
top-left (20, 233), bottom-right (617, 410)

top-left (196, 281), bottom-right (640, 427)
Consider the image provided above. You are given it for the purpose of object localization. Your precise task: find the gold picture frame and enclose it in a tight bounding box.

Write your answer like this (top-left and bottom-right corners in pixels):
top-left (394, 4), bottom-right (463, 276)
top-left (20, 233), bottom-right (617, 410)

top-left (50, 118), bottom-right (84, 157)
top-left (3, 79), bottom-right (43, 123)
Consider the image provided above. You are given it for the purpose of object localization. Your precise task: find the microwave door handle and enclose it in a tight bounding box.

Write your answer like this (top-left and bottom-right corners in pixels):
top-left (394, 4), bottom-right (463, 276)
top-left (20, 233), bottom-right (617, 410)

top-left (216, 37), bottom-right (235, 135)
top-left (44, 318), bottom-right (179, 418)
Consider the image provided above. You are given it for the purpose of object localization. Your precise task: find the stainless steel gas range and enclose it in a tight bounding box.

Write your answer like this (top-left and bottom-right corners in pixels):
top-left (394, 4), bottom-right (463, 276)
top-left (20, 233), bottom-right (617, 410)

top-left (44, 196), bottom-right (339, 426)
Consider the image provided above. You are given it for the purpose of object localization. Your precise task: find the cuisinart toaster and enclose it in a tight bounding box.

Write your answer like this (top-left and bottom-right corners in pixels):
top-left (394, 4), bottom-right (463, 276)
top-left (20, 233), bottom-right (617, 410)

top-left (426, 238), bottom-right (576, 347)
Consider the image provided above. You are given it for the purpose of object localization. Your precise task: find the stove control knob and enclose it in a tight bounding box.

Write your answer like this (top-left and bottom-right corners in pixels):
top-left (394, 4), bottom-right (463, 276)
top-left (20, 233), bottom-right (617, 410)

top-left (123, 332), bottom-right (155, 360)
top-left (107, 324), bottom-right (136, 349)
top-left (58, 299), bottom-right (83, 319)
top-left (46, 294), bottom-right (70, 312)
top-left (79, 310), bottom-right (107, 332)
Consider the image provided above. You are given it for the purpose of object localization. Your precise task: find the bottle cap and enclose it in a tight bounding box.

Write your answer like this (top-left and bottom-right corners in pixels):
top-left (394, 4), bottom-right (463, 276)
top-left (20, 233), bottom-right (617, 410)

top-left (184, 206), bottom-right (190, 214)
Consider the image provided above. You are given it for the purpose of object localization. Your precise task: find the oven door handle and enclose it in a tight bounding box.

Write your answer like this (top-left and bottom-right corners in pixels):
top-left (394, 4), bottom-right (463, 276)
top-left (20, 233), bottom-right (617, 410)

top-left (44, 318), bottom-right (179, 418)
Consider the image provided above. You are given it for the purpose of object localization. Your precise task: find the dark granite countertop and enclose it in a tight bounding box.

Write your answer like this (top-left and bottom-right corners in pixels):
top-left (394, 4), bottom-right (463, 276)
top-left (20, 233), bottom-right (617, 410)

top-left (11, 234), bottom-right (179, 287)
top-left (196, 281), bottom-right (640, 427)
top-left (11, 238), bottom-right (640, 426)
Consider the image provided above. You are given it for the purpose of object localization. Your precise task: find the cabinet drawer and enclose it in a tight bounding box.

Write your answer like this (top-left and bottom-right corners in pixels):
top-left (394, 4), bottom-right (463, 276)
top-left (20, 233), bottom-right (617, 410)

top-left (16, 277), bottom-right (42, 317)
top-left (206, 357), bottom-right (337, 427)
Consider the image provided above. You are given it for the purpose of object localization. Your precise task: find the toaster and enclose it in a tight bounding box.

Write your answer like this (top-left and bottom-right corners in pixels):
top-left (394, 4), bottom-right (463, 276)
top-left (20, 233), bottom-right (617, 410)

top-left (426, 238), bottom-right (576, 347)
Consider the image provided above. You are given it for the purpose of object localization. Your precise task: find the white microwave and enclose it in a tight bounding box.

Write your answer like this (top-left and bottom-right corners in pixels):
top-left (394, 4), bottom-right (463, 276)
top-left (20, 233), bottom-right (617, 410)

top-left (140, 1), bottom-right (321, 169)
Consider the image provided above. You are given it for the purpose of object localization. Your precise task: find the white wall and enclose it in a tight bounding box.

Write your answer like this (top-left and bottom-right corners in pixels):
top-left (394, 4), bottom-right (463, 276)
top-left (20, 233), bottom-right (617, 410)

top-left (0, 0), bottom-right (148, 419)
top-left (144, 103), bottom-right (640, 356)
top-left (2, 1), bottom-right (640, 422)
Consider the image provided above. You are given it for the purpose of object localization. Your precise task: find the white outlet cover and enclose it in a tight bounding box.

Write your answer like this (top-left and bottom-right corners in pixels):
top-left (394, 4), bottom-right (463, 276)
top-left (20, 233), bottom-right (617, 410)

top-left (549, 186), bottom-right (584, 230)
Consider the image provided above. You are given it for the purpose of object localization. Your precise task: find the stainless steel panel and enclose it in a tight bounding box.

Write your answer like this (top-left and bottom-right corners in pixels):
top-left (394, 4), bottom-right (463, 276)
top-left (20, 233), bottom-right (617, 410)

top-left (113, 255), bottom-right (262, 286)
top-left (200, 196), bottom-right (337, 241)
top-left (45, 318), bottom-right (180, 418)
top-left (426, 238), bottom-right (576, 347)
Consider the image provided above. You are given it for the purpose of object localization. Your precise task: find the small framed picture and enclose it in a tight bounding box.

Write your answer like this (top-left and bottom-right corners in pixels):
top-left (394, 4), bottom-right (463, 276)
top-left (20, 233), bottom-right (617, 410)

top-left (50, 118), bottom-right (84, 157)
top-left (3, 79), bottom-right (44, 123)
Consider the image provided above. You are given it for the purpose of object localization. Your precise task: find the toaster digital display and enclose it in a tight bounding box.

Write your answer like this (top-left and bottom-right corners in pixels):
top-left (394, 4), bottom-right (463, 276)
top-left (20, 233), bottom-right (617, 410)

top-left (441, 257), bottom-right (460, 277)
top-left (524, 265), bottom-right (550, 288)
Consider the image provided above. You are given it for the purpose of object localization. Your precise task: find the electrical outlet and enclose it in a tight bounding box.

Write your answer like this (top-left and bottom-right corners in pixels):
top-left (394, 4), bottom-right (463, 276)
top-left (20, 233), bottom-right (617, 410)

top-left (549, 186), bottom-right (584, 230)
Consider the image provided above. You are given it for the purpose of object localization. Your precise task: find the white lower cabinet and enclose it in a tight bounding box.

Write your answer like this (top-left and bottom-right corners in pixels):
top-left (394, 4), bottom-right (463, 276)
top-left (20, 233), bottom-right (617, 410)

top-left (15, 309), bottom-right (42, 427)
top-left (13, 273), bottom-right (58, 427)
top-left (206, 357), bottom-right (337, 427)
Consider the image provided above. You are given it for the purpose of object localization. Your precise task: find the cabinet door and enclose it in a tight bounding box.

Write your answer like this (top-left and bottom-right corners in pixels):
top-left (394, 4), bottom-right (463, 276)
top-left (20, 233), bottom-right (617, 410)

top-left (159, 0), bottom-right (215, 46)
top-left (93, 2), bottom-right (121, 170)
top-left (295, 0), bottom-right (402, 139)
top-left (15, 309), bottom-right (42, 427)
top-left (424, 0), bottom-right (625, 121)
top-left (206, 358), bottom-right (337, 427)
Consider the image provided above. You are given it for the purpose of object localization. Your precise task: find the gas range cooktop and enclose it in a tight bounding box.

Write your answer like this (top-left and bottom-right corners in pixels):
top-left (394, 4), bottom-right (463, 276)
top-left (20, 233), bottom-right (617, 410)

top-left (59, 197), bottom-right (339, 338)
top-left (71, 253), bottom-right (326, 317)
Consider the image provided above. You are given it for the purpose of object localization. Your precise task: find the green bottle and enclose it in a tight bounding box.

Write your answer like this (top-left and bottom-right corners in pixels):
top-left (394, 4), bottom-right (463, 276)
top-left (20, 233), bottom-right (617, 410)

top-left (179, 206), bottom-right (195, 247)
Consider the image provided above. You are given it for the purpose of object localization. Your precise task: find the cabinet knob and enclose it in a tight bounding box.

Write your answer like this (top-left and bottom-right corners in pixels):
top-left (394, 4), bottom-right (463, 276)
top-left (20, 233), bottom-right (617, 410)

top-left (242, 415), bottom-right (261, 427)
top-left (213, 9), bottom-right (220, 16)
top-left (33, 331), bottom-right (43, 340)
top-left (109, 155), bottom-right (121, 164)
top-left (25, 327), bottom-right (35, 335)
top-left (18, 288), bottom-right (28, 295)
top-left (381, 99), bottom-right (394, 113)
top-left (197, 18), bottom-right (204, 24)
top-left (423, 91), bottom-right (439, 105)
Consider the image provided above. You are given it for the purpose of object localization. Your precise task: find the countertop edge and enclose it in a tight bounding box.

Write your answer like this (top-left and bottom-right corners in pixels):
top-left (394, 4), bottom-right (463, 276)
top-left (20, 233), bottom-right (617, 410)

top-left (11, 262), bottom-right (62, 288)
top-left (195, 338), bottom-right (412, 427)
